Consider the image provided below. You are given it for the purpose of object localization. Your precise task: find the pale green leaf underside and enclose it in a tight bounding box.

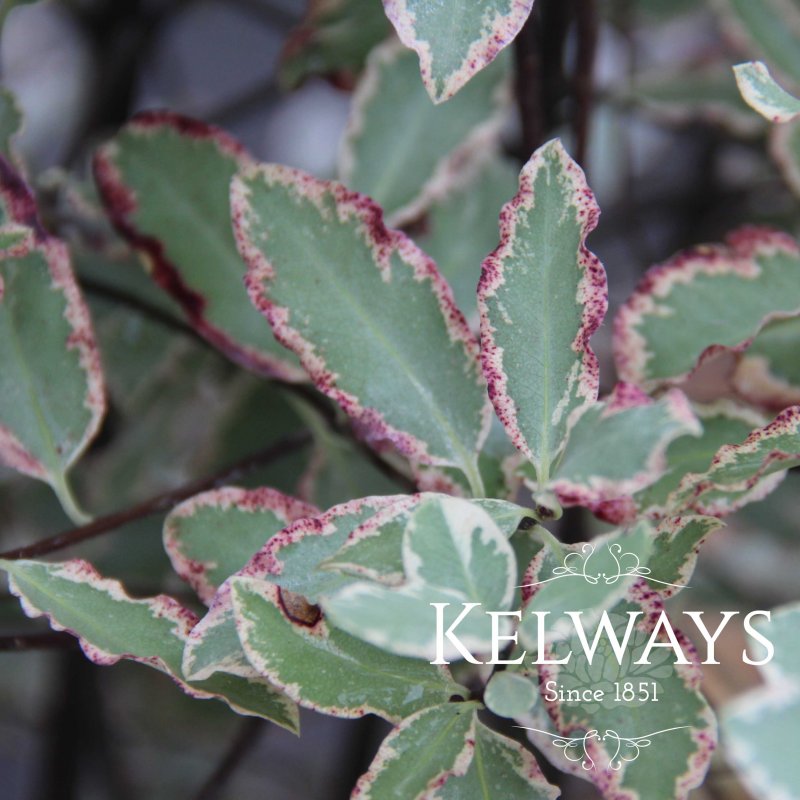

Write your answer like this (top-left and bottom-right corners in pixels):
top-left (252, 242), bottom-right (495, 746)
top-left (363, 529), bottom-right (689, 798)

top-left (734, 61), bottom-right (800, 122)
top-left (322, 496), bottom-right (517, 660)
top-left (382, 0), bottom-right (533, 102)
top-left (234, 165), bottom-right (488, 480)
top-left (0, 559), bottom-right (299, 731)
top-left (231, 578), bottom-right (463, 721)
top-left (340, 41), bottom-right (509, 224)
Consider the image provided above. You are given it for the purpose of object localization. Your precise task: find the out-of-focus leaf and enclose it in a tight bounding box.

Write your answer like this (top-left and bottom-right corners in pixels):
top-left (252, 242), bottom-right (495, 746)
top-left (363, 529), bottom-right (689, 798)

top-left (339, 40), bottom-right (509, 226)
top-left (231, 577), bottom-right (464, 720)
top-left (721, 602), bottom-right (800, 800)
top-left (233, 162), bottom-right (489, 491)
top-left (0, 558), bottom-right (299, 731)
top-left (478, 139), bottom-right (607, 486)
top-left (382, 0), bottom-right (533, 103)
top-left (734, 60), bottom-right (800, 122)
top-left (614, 227), bottom-right (800, 388)
top-left (279, 0), bottom-right (392, 89)
top-left (92, 111), bottom-right (305, 381)
top-left (164, 487), bottom-right (317, 605)
top-left (0, 88), bottom-right (23, 162)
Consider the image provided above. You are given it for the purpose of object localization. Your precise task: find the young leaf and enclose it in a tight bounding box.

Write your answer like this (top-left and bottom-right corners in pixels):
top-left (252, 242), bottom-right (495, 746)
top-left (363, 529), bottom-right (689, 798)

top-left (484, 670), bottom-right (540, 719)
top-left (92, 111), bottom-right (305, 381)
top-left (382, 0), bottom-right (534, 103)
top-left (321, 496), bottom-right (517, 660)
top-left (733, 61), bottom-right (800, 122)
top-left (671, 405), bottom-right (800, 515)
top-left (435, 720), bottom-right (559, 799)
top-left (339, 40), bottom-right (509, 226)
top-left (0, 559), bottom-right (299, 731)
top-left (352, 702), bottom-right (479, 798)
top-left (545, 384), bottom-right (701, 524)
top-left (478, 139), bottom-right (607, 484)
top-left (163, 486), bottom-right (317, 605)
top-left (233, 163), bottom-right (489, 490)
top-left (721, 602), bottom-right (800, 800)
top-left (231, 578), bottom-right (464, 720)
top-left (279, 0), bottom-right (392, 89)
top-left (0, 165), bottom-right (105, 523)
top-left (732, 315), bottom-right (800, 409)
top-left (614, 227), bottom-right (800, 388)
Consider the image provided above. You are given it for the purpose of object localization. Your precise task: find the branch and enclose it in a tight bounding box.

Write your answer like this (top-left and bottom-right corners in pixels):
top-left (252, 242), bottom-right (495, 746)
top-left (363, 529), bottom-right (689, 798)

top-left (573, 0), bottom-right (598, 167)
top-left (0, 431), bottom-right (312, 561)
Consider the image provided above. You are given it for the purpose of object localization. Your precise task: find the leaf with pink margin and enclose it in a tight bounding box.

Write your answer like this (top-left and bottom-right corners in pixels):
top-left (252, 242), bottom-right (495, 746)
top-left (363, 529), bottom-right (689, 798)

top-left (478, 139), bottom-right (607, 486)
top-left (541, 384), bottom-right (701, 525)
top-left (233, 163), bottom-right (490, 491)
top-left (734, 61), bottom-right (800, 123)
top-left (382, 0), bottom-right (534, 103)
top-left (0, 158), bottom-right (105, 523)
top-left (0, 558), bottom-right (299, 732)
top-left (92, 111), bottom-right (305, 382)
top-left (670, 405), bottom-right (800, 515)
top-left (613, 227), bottom-right (800, 389)
top-left (163, 486), bottom-right (318, 605)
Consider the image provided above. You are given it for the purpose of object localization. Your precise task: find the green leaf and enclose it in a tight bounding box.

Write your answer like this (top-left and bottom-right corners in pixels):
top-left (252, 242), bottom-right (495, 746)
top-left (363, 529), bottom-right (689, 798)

top-left (733, 60), bottom-right (800, 122)
top-left (415, 155), bottom-right (519, 323)
top-left (436, 720), bottom-right (559, 799)
top-left (478, 139), bottom-right (607, 484)
top-left (0, 88), bottom-right (23, 161)
top-left (279, 0), bottom-right (392, 89)
top-left (484, 670), bottom-right (540, 719)
top-left (233, 162), bottom-right (489, 490)
top-left (733, 315), bottom-right (800, 408)
top-left (322, 496), bottom-right (517, 660)
top-left (633, 400), bottom-right (771, 517)
top-left (382, 0), bottom-right (534, 103)
top-left (231, 577), bottom-right (464, 720)
top-left (93, 111), bottom-right (304, 381)
top-left (352, 702), bottom-right (479, 798)
top-left (0, 171), bottom-right (105, 523)
top-left (721, 602), bottom-right (800, 800)
top-left (522, 593), bottom-right (716, 800)
top-left (614, 228), bottom-right (800, 388)
top-left (545, 384), bottom-right (701, 524)
top-left (339, 40), bottom-right (509, 225)
top-left (183, 495), bottom-right (406, 682)
top-left (518, 524), bottom-right (656, 645)
top-left (163, 487), bottom-right (317, 605)
top-left (771, 117), bottom-right (800, 198)
top-left (0, 558), bottom-right (299, 731)
top-left (670, 405), bottom-right (800, 515)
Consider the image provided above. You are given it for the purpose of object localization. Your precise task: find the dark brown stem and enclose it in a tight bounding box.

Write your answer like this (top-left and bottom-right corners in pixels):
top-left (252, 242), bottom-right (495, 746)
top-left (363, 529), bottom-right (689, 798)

top-left (573, 0), bottom-right (598, 168)
top-left (192, 717), bottom-right (265, 800)
top-left (0, 431), bottom-right (311, 561)
top-left (0, 632), bottom-right (78, 651)
top-left (514, 10), bottom-right (544, 159)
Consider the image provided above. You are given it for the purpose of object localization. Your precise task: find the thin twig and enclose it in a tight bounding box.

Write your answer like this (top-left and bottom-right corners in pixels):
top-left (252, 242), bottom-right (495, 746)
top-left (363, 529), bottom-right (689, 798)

top-left (0, 431), bottom-right (312, 561)
top-left (192, 717), bottom-right (265, 800)
top-left (0, 632), bottom-right (78, 651)
top-left (573, 0), bottom-right (598, 168)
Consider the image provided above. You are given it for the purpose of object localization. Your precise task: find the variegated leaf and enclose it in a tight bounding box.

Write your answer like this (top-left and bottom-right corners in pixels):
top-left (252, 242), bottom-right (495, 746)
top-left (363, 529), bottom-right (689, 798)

top-left (0, 559), bottom-right (299, 731)
top-left (279, 0), bottom-right (392, 89)
top-left (523, 589), bottom-right (716, 800)
top-left (434, 720), bottom-right (558, 799)
top-left (734, 60), bottom-right (800, 122)
top-left (614, 227), bottom-right (800, 388)
top-left (671, 405), bottom-right (800, 515)
top-left (234, 163), bottom-right (490, 491)
top-left (322, 496), bottom-right (517, 661)
top-left (183, 495), bottom-right (407, 682)
top-left (634, 400), bottom-right (769, 517)
top-left (484, 670), bottom-right (540, 719)
top-left (518, 524), bottom-right (656, 645)
top-left (163, 486), bottom-right (317, 605)
top-left (352, 702), bottom-right (479, 798)
top-left (339, 40), bottom-right (509, 226)
top-left (721, 601), bottom-right (800, 800)
top-left (0, 163), bottom-right (105, 523)
top-left (478, 139), bottom-right (607, 485)
top-left (382, 0), bottom-right (534, 103)
top-left (733, 314), bottom-right (800, 410)
top-left (543, 384), bottom-right (701, 524)
top-left (415, 155), bottom-right (519, 324)
top-left (231, 577), bottom-right (464, 720)
top-left (93, 111), bottom-right (304, 381)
